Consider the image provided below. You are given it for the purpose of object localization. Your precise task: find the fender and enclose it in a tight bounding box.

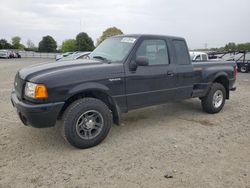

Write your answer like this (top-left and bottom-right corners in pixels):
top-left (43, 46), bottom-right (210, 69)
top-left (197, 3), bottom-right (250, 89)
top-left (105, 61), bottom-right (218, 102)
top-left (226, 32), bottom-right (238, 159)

top-left (68, 82), bottom-right (111, 97)
top-left (67, 82), bottom-right (121, 125)
top-left (212, 71), bottom-right (229, 82)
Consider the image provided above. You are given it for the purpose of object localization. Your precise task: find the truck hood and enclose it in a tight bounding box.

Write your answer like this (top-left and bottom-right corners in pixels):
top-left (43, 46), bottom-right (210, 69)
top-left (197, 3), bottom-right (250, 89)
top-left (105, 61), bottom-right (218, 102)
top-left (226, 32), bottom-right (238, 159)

top-left (18, 59), bottom-right (124, 83)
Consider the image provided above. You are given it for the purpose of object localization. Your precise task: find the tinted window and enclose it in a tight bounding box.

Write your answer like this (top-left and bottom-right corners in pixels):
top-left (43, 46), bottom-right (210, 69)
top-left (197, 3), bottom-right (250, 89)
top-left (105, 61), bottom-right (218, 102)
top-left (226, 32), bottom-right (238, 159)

top-left (173, 40), bottom-right (190, 65)
top-left (136, 39), bottom-right (169, 65)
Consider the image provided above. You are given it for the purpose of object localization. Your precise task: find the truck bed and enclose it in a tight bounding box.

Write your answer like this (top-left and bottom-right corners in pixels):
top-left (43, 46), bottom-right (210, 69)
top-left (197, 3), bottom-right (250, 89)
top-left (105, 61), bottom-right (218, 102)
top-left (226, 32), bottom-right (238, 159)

top-left (191, 60), bottom-right (236, 98)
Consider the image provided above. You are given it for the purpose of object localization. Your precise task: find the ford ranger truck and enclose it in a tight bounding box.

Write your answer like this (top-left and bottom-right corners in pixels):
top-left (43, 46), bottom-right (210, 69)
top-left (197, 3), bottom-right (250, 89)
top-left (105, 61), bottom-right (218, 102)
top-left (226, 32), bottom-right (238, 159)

top-left (11, 34), bottom-right (237, 149)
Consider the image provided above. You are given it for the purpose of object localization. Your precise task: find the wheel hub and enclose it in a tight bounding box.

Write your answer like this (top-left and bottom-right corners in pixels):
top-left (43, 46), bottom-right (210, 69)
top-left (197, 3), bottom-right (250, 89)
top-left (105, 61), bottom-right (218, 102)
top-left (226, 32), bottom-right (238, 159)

top-left (213, 90), bottom-right (223, 108)
top-left (85, 119), bottom-right (95, 129)
top-left (75, 110), bottom-right (104, 140)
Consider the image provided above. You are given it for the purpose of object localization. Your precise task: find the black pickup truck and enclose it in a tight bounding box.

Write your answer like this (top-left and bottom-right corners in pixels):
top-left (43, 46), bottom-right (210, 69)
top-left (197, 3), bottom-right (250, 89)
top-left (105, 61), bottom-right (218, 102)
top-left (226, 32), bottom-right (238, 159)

top-left (11, 34), bottom-right (237, 149)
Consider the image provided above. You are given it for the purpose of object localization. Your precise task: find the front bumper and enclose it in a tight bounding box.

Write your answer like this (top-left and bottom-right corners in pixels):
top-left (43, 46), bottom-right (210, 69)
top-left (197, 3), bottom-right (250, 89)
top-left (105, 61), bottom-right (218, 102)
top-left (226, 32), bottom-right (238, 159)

top-left (11, 91), bottom-right (64, 128)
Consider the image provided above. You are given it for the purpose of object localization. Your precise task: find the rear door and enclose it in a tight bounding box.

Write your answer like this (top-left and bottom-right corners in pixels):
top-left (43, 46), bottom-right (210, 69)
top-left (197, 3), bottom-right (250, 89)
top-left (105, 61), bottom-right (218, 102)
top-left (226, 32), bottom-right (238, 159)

top-left (172, 39), bottom-right (194, 100)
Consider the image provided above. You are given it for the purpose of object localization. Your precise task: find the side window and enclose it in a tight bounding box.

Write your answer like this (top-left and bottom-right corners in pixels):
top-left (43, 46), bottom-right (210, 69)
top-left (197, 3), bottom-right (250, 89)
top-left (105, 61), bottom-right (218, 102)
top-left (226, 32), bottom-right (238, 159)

top-left (136, 39), bottom-right (169, 65)
top-left (201, 54), bottom-right (208, 61)
top-left (173, 40), bottom-right (190, 65)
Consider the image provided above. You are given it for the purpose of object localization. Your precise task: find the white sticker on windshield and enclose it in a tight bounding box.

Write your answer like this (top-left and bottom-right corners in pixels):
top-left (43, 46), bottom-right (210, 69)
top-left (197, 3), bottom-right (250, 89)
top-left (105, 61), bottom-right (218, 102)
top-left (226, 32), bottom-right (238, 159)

top-left (121, 37), bottom-right (136, 43)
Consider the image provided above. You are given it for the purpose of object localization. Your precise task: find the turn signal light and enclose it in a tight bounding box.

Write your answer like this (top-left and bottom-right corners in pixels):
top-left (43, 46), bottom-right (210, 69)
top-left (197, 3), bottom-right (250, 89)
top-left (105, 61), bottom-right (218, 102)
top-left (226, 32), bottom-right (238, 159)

top-left (35, 84), bottom-right (48, 99)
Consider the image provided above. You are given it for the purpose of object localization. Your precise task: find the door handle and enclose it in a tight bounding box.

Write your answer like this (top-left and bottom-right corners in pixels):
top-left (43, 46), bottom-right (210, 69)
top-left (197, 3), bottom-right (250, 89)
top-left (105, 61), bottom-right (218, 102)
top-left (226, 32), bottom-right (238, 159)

top-left (167, 71), bottom-right (174, 76)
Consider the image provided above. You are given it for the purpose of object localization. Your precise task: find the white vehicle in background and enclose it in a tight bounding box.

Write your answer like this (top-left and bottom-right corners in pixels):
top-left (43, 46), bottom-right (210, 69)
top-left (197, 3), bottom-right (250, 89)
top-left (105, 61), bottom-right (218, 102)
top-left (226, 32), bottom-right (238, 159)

top-left (55, 52), bottom-right (74, 61)
top-left (57, 51), bottom-right (91, 62)
top-left (0, 50), bottom-right (11, 58)
top-left (189, 51), bottom-right (209, 62)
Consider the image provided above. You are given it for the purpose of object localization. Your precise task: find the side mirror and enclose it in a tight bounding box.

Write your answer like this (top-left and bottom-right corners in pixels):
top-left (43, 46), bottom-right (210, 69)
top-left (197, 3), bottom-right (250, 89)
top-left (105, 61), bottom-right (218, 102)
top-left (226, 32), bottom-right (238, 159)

top-left (136, 56), bottom-right (149, 66)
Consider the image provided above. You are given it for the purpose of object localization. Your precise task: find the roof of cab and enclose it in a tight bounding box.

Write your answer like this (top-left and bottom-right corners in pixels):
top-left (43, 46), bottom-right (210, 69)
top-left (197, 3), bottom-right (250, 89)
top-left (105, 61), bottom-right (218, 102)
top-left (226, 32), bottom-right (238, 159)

top-left (189, 51), bottom-right (208, 55)
top-left (111, 34), bottom-right (185, 40)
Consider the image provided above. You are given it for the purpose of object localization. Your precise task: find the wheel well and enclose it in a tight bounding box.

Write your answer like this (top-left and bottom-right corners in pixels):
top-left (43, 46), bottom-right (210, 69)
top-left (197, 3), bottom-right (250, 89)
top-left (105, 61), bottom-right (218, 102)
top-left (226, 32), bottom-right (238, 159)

top-left (58, 90), bottom-right (120, 125)
top-left (213, 76), bottom-right (229, 99)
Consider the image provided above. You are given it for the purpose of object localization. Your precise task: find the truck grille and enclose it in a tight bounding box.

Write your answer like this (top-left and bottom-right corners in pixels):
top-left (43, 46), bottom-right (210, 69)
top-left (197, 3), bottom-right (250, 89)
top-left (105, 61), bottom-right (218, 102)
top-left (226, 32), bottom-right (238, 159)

top-left (14, 73), bottom-right (25, 100)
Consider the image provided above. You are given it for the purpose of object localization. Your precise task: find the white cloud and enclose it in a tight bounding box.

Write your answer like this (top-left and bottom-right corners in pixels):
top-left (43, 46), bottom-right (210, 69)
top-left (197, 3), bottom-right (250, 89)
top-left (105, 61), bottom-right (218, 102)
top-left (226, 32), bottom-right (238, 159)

top-left (0, 0), bottom-right (249, 48)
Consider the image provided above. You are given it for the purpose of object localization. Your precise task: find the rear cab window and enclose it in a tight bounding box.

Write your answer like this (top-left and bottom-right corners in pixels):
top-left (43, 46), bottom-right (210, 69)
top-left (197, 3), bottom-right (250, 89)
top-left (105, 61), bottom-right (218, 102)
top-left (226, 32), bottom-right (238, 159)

top-left (201, 54), bottom-right (208, 61)
top-left (173, 40), bottom-right (190, 65)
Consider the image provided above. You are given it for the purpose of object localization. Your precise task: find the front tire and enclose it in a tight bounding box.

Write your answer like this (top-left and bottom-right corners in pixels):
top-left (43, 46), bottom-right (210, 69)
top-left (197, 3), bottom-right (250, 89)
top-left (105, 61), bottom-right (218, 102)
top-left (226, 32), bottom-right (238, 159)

top-left (201, 83), bottom-right (226, 114)
top-left (62, 98), bottom-right (112, 149)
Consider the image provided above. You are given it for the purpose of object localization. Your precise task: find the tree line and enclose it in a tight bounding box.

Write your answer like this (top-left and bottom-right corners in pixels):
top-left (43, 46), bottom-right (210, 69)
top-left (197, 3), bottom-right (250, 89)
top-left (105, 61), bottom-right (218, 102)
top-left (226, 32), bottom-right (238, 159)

top-left (2, 27), bottom-right (249, 53)
top-left (0, 27), bottom-right (123, 53)
top-left (223, 42), bottom-right (250, 52)
top-left (198, 42), bottom-right (250, 53)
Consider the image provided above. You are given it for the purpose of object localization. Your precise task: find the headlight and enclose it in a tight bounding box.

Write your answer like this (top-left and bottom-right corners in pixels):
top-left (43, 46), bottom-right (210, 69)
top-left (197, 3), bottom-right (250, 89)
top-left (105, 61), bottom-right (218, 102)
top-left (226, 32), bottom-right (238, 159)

top-left (24, 82), bottom-right (48, 99)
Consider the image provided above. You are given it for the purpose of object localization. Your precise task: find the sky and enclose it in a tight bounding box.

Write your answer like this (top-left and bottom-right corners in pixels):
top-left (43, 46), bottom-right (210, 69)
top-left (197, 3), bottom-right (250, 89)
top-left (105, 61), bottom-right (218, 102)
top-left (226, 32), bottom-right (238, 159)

top-left (0, 0), bottom-right (250, 49)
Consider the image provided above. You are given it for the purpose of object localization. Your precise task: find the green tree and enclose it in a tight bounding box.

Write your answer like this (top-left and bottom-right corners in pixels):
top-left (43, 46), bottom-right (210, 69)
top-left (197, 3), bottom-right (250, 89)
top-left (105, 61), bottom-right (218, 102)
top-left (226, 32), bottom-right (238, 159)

top-left (11, 36), bottom-right (23, 49)
top-left (26, 39), bottom-right (35, 49)
top-left (61, 39), bottom-right (77, 52)
top-left (237, 43), bottom-right (250, 51)
top-left (76, 32), bottom-right (95, 51)
top-left (38, 35), bottom-right (57, 52)
top-left (0, 39), bottom-right (12, 49)
top-left (224, 42), bottom-right (237, 51)
top-left (96, 27), bottom-right (123, 46)
top-left (26, 39), bottom-right (37, 51)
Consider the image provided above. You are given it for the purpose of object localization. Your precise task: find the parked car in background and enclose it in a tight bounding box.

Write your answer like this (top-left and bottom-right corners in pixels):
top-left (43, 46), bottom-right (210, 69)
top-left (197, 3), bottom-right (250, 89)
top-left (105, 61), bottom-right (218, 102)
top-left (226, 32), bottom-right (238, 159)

top-left (189, 51), bottom-right (209, 62)
top-left (11, 51), bottom-right (17, 58)
top-left (236, 52), bottom-right (250, 73)
top-left (57, 51), bottom-right (91, 62)
top-left (55, 52), bottom-right (74, 61)
top-left (15, 52), bottom-right (21, 58)
top-left (0, 50), bottom-right (11, 58)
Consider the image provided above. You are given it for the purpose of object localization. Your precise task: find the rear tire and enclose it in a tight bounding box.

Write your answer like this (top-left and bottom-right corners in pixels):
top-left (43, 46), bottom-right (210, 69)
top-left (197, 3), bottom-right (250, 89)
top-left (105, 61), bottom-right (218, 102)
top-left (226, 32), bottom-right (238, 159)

top-left (62, 98), bottom-right (112, 149)
top-left (201, 83), bottom-right (226, 114)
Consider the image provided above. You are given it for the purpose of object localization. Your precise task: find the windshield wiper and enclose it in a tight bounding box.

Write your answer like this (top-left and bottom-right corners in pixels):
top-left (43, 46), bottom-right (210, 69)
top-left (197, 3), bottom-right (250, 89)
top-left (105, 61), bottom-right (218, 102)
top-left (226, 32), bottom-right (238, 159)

top-left (93, 56), bottom-right (111, 63)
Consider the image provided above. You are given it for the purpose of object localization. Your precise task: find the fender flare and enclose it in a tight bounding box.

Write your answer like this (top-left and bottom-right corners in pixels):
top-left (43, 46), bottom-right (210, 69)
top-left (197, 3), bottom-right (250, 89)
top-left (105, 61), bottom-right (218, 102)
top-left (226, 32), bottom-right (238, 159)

top-left (68, 82), bottom-right (111, 97)
top-left (212, 72), bottom-right (229, 82)
top-left (67, 82), bottom-right (121, 125)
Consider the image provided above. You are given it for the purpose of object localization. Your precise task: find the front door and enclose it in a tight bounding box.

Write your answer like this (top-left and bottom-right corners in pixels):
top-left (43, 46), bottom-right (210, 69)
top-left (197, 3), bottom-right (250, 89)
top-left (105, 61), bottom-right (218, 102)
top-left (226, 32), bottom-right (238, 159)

top-left (125, 38), bottom-right (177, 110)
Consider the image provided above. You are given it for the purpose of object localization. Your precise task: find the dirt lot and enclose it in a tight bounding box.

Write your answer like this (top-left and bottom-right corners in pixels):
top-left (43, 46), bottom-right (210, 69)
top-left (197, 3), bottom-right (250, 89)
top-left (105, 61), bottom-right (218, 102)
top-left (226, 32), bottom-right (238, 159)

top-left (0, 58), bottom-right (249, 188)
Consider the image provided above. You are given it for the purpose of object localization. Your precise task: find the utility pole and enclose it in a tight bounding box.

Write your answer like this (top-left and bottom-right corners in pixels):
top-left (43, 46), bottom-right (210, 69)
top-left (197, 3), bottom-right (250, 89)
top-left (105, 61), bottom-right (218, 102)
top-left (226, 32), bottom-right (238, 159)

top-left (80, 19), bottom-right (82, 32)
top-left (78, 19), bottom-right (82, 50)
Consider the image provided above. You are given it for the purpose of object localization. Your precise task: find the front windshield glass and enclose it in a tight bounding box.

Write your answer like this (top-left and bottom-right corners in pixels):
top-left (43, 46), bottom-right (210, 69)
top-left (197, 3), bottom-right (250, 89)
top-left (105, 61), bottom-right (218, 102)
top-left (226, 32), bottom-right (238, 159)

top-left (90, 37), bottom-right (136, 62)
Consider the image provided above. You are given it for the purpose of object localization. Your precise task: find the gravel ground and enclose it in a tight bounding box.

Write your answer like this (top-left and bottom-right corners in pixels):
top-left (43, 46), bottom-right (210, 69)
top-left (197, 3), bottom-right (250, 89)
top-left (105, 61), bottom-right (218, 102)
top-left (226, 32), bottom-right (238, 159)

top-left (0, 58), bottom-right (249, 188)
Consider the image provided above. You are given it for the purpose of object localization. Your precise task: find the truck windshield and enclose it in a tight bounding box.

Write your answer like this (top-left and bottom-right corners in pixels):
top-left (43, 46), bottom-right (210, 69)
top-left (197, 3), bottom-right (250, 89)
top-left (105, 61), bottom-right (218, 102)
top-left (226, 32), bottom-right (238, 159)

top-left (89, 37), bottom-right (136, 63)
